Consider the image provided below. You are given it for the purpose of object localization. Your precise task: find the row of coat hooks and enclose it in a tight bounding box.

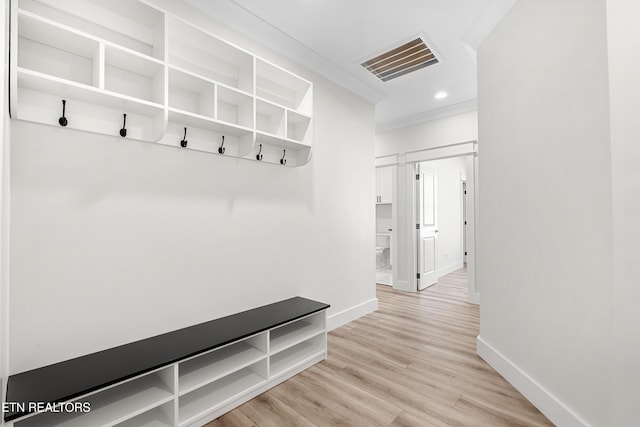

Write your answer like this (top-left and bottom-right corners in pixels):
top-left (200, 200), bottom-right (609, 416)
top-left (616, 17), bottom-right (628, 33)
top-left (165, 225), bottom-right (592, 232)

top-left (59, 99), bottom-right (129, 138)
top-left (58, 100), bottom-right (289, 165)
top-left (181, 127), bottom-right (287, 165)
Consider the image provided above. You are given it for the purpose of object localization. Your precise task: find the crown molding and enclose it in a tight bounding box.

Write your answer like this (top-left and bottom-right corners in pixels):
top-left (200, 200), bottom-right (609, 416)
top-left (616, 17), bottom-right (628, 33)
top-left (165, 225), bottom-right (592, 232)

top-left (376, 99), bottom-right (478, 134)
top-left (185, 0), bottom-right (384, 104)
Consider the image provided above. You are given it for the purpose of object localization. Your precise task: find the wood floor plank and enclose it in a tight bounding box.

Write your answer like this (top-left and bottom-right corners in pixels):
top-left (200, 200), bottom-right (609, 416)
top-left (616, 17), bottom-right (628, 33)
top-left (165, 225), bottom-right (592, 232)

top-left (454, 392), bottom-right (552, 427)
top-left (206, 408), bottom-right (257, 427)
top-left (237, 392), bottom-right (315, 427)
top-left (205, 268), bottom-right (552, 426)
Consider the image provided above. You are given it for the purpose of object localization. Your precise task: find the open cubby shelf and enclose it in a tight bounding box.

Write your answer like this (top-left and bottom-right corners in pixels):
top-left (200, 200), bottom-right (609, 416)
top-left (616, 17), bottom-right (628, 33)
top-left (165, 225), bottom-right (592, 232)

top-left (4, 297), bottom-right (329, 427)
top-left (14, 369), bottom-right (175, 427)
top-left (270, 335), bottom-right (327, 378)
top-left (178, 364), bottom-right (266, 426)
top-left (116, 402), bottom-right (174, 427)
top-left (10, 0), bottom-right (313, 167)
top-left (270, 312), bottom-right (325, 355)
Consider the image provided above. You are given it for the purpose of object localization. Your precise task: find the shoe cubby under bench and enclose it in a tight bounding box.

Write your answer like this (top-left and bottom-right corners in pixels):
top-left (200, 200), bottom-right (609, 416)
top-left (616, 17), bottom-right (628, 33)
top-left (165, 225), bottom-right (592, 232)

top-left (3, 297), bottom-right (330, 427)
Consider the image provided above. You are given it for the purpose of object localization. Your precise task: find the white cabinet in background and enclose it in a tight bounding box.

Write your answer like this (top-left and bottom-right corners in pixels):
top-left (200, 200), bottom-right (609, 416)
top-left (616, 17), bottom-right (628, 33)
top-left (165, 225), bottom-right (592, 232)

top-left (376, 166), bottom-right (393, 204)
top-left (10, 0), bottom-right (313, 167)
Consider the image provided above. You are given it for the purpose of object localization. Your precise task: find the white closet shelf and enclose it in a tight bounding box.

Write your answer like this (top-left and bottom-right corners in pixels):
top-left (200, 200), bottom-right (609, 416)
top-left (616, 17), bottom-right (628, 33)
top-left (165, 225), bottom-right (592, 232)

top-left (16, 374), bottom-right (174, 427)
top-left (178, 367), bottom-right (266, 427)
top-left (256, 131), bottom-right (311, 150)
top-left (169, 67), bottom-right (214, 94)
top-left (179, 341), bottom-right (266, 395)
top-left (168, 66), bottom-right (253, 100)
top-left (270, 338), bottom-right (326, 378)
top-left (115, 405), bottom-right (173, 427)
top-left (217, 85), bottom-right (252, 106)
top-left (287, 110), bottom-right (312, 123)
top-left (168, 108), bottom-right (253, 137)
top-left (17, 69), bottom-right (165, 116)
top-left (19, 0), bottom-right (165, 59)
top-left (270, 317), bottom-right (324, 355)
top-left (18, 9), bottom-right (100, 54)
top-left (167, 15), bottom-right (254, 93)
top-left (104, 44), bottom-right (164, 76)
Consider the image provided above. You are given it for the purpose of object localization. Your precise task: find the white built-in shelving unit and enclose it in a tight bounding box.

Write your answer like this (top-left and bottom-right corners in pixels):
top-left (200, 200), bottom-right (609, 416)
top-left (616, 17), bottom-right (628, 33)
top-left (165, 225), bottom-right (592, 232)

top-left (7, 311), bottom-right (327, 427)
top-left (10, 0), bottom-right (313, 166)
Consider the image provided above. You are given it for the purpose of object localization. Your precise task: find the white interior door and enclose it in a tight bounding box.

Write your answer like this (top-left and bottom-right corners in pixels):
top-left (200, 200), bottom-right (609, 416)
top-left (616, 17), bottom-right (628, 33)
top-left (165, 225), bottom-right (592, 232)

top-left (417, 167), bottom-right (438, 290)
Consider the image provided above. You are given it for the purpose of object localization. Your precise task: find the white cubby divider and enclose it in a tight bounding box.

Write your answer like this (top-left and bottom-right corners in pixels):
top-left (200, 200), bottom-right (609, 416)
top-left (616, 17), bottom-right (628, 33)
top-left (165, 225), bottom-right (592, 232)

top-left (103, 44), bottom-right (165, 105)
top-left (168, 67), bottom-right (215, 118)
top-left (14, 367), bottom-right (176, 427)
top-left (5, 298), bottom-right (329, 427)
top-left (178, 334), bottom-right (268, 396)
top-left (256, 58), bottom-right (312, 115)
top-left (17, 10), bottom-right (101, 88)
top-left (18, 0), bottom-right (166, 60)
top-left (10, 0), bottom-right (313, 167)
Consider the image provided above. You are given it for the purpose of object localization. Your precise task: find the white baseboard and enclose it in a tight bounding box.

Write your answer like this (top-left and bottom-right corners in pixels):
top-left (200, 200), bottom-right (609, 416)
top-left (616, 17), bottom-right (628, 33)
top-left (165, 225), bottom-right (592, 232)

top-left (467, 292), bottom-right (480, 305)
top-left (476, 336), bottom-right (587, 427)
top-left (327, 298), bottom-right (378, 331)
top-left (393, 280), bottom-right (414, 292)
top-left (438, 261), bottom-right (464, 277)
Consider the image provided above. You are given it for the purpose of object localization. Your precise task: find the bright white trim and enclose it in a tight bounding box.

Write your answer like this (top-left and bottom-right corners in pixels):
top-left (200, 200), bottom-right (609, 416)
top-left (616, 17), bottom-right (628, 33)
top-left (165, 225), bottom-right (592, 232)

top-left (376, 99), bottom-right (478, 133)
top-left (187, 353), bottom-right (325, 427)
top-left (437, 261), bottom-right (464, 278)
top-left (327, 298), bottom-right (378, 331)
top-left (467, 292), bottom-right (480, 305)
top-left (184, 0), bottom-right (384, 105)
top-left (375, 154), bottom-right (398, 167)
top-left (1, 0), bottom-right (11, 413)
top-left (405, 141), bottom-right (476, 163)
top-left (477, 336), bottom-right (588, 427)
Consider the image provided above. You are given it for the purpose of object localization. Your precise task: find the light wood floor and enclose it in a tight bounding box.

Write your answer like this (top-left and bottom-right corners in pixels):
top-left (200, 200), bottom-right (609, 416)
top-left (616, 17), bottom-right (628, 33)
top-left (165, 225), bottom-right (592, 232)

top-left (206, 268), bottom-right (552, 426)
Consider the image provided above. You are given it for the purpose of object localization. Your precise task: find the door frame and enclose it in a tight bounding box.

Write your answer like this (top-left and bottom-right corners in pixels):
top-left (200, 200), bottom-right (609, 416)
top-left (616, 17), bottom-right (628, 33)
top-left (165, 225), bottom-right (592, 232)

top-left (416, 166), bottom-right (438, 290)
top-left (375, 140), bottom-right (479, 304)
top-left (462, 179), bottom-right (467, 264)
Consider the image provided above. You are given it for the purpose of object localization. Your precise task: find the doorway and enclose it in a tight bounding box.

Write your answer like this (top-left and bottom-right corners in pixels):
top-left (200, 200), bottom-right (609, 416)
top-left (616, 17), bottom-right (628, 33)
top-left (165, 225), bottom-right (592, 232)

top-left (375, 165), bottom-right (395, 286)
top-left (375, 140), bottom-right (478, 304)
top-left (462, 180), bottom-right (467, 265)
top-left (415, 157), bottom-right (469, 291)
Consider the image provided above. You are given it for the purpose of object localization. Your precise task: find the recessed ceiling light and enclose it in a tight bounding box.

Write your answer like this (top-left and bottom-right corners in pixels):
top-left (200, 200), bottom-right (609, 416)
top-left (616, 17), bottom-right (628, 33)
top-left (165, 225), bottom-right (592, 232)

top-left (435, 91), bottom-right (448, 99)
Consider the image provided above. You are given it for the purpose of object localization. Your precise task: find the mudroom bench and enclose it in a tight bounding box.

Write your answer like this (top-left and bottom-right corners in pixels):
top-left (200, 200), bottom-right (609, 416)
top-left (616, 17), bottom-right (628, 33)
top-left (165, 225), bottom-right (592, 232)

top-left (3, 297), bottom-right (330, 427)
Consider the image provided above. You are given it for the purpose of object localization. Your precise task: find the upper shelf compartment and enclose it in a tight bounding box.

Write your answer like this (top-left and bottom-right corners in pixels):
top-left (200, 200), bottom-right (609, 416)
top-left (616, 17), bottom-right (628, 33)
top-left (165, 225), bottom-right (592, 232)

top-left (17, 11), bottom-right (100, 88)
top-left (18, 0), bottom-right (166, 60)
top-left (256, 59), bottom-right (312, 116)
top-left (167, 16), bottom-right (253, 94)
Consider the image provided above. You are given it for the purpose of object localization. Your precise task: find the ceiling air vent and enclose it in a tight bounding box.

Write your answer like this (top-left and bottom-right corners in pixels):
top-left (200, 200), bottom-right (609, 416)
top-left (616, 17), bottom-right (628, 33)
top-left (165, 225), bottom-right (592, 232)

top-left (361, 36), bottom-right (439, 82)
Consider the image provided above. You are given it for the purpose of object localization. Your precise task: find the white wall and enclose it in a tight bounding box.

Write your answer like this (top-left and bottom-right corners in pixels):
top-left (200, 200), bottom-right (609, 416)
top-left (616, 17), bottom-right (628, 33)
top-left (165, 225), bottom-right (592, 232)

top-left (8, 0), bottom-right (376, 373)
top-left (1, 0), bottom-right (9, 414)
top-left (375, 110), bottom-right (477, 157)
top-left (419, 157), bottom-right (467, 276)
top-left (477, 0), bottom-right (613, 425)
top-left (606, 1), bottom-right (640, 425)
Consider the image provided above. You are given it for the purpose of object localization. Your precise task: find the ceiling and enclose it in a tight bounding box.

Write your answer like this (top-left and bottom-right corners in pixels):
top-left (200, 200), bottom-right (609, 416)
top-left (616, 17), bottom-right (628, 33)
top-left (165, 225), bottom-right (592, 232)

top-left (184, 0), bottom-right (518, 131)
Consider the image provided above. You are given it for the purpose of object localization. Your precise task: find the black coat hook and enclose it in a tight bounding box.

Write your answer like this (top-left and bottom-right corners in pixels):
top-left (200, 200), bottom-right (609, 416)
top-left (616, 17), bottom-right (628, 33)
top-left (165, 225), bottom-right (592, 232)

top-left (218, 135), bottom-right (225, 154)
top-left (58, 99), bottom-right (68, 127)
top-left (180, 127), bottom-right (188, 147)
top-left (119, 113), bottom-right (127, 137)
top-left (280, 149), bottom-right (287, 165)
top-left (256, 144), bottom-right (263, 161)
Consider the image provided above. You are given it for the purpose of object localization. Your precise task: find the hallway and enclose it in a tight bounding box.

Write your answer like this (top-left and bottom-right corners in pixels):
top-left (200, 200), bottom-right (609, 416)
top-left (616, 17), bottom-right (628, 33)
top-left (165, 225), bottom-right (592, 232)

top-left (209, 269), bottom-right (551, 426)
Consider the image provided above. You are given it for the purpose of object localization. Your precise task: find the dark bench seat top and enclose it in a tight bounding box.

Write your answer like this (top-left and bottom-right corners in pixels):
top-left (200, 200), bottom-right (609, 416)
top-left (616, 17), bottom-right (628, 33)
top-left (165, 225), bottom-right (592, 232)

top-left (4, 296), bottom-right (329, 422)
